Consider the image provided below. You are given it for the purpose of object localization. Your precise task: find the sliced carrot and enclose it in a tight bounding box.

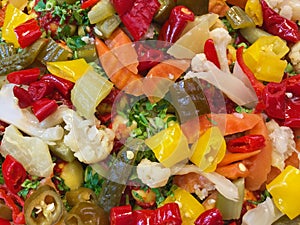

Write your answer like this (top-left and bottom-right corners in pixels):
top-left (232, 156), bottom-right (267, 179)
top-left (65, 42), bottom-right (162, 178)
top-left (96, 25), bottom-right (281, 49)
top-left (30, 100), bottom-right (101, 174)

top-left (181, 113), bottom-right (261, 143)
top-left (105, 28), bottom-right (138, 74)
top-left (243, 115), bottom-right (272, 191)
top-left (95, 37), bottom-right (143, 96)
top-left (217, 150), bottom-right (261, 167)
top-left (215, 162), bottom-right (250, 180)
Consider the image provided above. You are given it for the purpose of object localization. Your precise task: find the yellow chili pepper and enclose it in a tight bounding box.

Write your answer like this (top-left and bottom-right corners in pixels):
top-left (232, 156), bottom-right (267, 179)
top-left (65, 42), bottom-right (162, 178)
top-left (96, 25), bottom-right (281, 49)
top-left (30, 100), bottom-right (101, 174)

top-left (266, 165), bottom-right (300, 219)
top-left (162, 187), bottom-right (205, 225)
top-left (2, 4), bottom-right (35, 47)
top-left (190, 126), bottom-right (226, 172)
top-left (243, 36), bottom-right (289, 82)
top-left (245, 0), bottom-right (263, 26)
top-left (46, 58), bottom-right (91, 83)
top-left (145, 122), bottom-right (190, 168)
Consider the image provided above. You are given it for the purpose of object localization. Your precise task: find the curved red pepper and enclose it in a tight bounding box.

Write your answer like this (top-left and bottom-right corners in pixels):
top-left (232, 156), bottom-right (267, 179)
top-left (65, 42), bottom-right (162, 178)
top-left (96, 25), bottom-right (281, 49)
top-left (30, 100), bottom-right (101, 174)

top-left (158, 5), bottom-right (194, 43)
top-left (81, 0), bottom-right (99, 9)
top-left (31, 98), bottom-right (58, 122)
top-left (260, 0), bottom-right (300, 43)
top-left (2, 155), bottom-right (27, 194)
top-left (226, 134), bottom-right (266, 153)
top-left (194, 208), bottom-right (224, 225)
top-left (204, 39), bottom-right (221, 69)
top-left (14, 18), bottom-right (42, 48)
top-left (13, 86), bottom-right (33, 109)
top-left (40, 74), bottom-right (74, 97)
top-left (7, 68), bottom-right (40, 85)
top-left (28, 80), bottom-right (54, 101)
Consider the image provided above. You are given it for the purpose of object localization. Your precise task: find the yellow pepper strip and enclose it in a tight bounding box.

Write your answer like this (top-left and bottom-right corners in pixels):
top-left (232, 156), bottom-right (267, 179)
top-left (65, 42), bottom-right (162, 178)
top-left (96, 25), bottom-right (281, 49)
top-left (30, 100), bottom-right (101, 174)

top-left (190, 126), bottom-right (226, 172)
top-left (266, 165), bottom-right (300, 219)
top-left (245, 0), bottom-right (263, 26)
top-left (46, 58), bottom-right (91, 83)
top-left (2, 3), bottom-right (35, 47)
top-left (145, 123), bottom-right (190, 168)
top-left (162, 187), bottom-right (205, 225)
top-left (243, 36), bottom-right (289, 82)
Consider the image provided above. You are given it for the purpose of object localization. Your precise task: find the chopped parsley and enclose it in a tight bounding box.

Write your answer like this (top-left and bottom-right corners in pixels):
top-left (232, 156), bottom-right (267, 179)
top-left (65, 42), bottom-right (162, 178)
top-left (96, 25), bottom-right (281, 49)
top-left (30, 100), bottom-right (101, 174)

top-left (18, 178), bottom-right (40, 198)
top-left (83, 166), bottom-right (104, 196)
top-left (0, 157), bottom-right (4, 185)
top-left (235, 105), bottom-right (253, 114)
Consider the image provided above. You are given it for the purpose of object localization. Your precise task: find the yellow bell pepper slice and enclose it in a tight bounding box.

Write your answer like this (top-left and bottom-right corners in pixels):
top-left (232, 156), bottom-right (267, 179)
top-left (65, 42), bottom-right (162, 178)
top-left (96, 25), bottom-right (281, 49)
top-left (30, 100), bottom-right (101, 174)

top-left (243, 36), bottom-right (289, 82)
top-left (162, 187), bottom-right (205, 225)
top-left (245, 0), bottom-right (263, 26)
top-left (46, 58), bottom-right (91, 83)
top-left (190, 126), bottom-right (226, 172)
top-left (2, 4), bottom-right (35, 47)
top-left (145, 123), bottom-right (190, 168)
top-left (266, 165), bottom-right (300, 219)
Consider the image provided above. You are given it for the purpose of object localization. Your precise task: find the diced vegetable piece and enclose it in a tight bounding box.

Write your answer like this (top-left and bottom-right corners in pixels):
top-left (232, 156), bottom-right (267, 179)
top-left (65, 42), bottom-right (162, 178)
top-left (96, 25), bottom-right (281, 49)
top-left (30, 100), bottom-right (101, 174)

top-left (88, 0), bottom-right (115, 24)
top-left (226, 6), bottom-right (255, 29)
top-left (95, 14), bottom-right (121, 39)
top-left (71, 68), bottom-right (113, 119)
top-left (239, 27), bottom-right (271, 44)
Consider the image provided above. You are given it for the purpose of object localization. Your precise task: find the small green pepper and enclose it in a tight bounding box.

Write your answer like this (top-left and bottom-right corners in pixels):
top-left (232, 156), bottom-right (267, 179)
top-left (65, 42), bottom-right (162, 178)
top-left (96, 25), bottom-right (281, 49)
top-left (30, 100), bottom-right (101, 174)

top-left (24, 185), bottom-right (63, 225)
top-left (49, 140), bottom-right (75, 163)
top-left (66, 187), bottom-right (97, 207)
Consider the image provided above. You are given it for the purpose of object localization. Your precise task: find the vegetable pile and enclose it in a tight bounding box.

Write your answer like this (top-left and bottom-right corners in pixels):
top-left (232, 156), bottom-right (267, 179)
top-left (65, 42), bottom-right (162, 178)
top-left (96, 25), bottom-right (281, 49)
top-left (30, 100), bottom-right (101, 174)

top-left (0, 0), bottom-right (300, 224)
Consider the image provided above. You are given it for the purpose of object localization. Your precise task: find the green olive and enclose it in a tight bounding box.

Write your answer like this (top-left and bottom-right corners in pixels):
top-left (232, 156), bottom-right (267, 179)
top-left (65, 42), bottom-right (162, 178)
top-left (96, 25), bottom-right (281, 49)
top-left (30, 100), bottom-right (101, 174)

top-left (65, 202), bottom-right (109, 225)
top-left (60, 160), bottom-right (84, 190)
top-left (65, 187), bottom-right (97, 207)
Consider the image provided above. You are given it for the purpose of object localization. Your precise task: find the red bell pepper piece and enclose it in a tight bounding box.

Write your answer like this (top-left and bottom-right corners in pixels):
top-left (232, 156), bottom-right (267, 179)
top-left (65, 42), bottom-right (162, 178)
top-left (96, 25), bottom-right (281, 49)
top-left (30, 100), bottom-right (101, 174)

top-left (0, 187), bottom-right (25, 224)
top-left (81, 0), bottom-right (99, 9)
top-left (40, 74), bottom-right (74, 97)
top-left (204, 39), bottom-right (221, 69)
top-left (2, 155), bottom-right (27, 194)
top-left (132, 209), bottom-right (156, 224)
top-left (7, 68), bottom-right (40, 85)
top-left (0, 218), bottom-right (11, 225)
top-left (226, 134), bottom-right (266, 153)
top-left (13, 86), bottom-right (33, 109)
top-left (158, 5), bottom-right (194, 43)
top-left (110, 205), bottom-right (133, 225)
top-left (236, 46), bottom-right (265, 112)
top-left (156, 202), bottom-right (182, 224)
top-left (194, 208), bottom-right (224, 225)
top-left (28, 80), bottom-right (54, 101)
top-left (260, 0), bottom-right (300, 43)
top-left (120, 0), bottom-right (160, 40)
top-left (111, 0), bottom-right (135, 16)
top-left (31, 98), bottom-right (58, 122)
top-left (14, 18), bottom-right (42, 48)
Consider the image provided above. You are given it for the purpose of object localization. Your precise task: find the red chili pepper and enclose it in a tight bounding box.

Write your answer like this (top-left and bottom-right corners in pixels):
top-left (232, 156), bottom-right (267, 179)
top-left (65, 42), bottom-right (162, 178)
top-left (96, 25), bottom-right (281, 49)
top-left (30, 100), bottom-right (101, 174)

top-left (194, 208), bottom-right (224, 225)
top-left (7, 68), bottom-right (40, 85)
top-left (156, 203), bottom-right (182, 224)
top-left (2, 155), bottom-right (27, 194)
top-left (81, 0), bottom-right (99, 9)
top-left (0, 188), bottom-right (25, 224)
top-left (31, 98), bottom-right (58, 122)
top-left (111, 0), bottom-right (135, 16)
top-left (14, 18), bottom-right (42, 48)
top-left (0, 218), bottom-right (11, 225)
top-left (204, 39), bottom-right (221, 69)
top-left (13, 86), bottom-right (33, 109)
top-left (110, 205), bottom-right (133, 225)
top-left (120, 0), bottom-right (161, 40)
top-left (28, 80), bottom-right (54, 101)
top-left (236, 46), bottom-right (265, 112)
top-left (227, 134), bottom-right (266, 153)
top-left (40, 74), bottom-right (74, 97)
top-left (158, 5), bottom-right (194, 43)
top-left (260, 0), bottom-right (300, 43)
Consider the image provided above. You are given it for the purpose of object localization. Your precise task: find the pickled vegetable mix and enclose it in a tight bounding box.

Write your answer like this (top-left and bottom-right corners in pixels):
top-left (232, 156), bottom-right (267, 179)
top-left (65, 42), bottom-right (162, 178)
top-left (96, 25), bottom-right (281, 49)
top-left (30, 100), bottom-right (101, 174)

top-left (1, 0), bottom-right (300, 224)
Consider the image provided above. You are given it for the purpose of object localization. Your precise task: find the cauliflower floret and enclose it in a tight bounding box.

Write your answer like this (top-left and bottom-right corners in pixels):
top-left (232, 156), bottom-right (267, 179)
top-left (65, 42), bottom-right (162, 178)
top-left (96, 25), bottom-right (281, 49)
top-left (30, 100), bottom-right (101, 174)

top-left (266, 119), bottom-right (299, 171)
top-left (62, 109), bottom-right (115, 164)
top-left (288, 41), bottom-right (300, 73)
top-left (209, 27), bottom-right (232, 73)
top-left (190, 53), bottom-right (209, 72)
top-left (137, 159), bottom-right (171, 188)
top-left (265, 0), bottom-right (300, 21)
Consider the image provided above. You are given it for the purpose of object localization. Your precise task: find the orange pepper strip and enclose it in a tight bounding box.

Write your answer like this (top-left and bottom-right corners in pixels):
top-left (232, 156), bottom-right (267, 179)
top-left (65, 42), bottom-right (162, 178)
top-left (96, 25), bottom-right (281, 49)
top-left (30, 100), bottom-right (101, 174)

top-left (217, 150), bottom-right (261, 167)
top-left (215, 162), bottom-right (250, 180)
top-left (95, 37), bottom-right (143, 96)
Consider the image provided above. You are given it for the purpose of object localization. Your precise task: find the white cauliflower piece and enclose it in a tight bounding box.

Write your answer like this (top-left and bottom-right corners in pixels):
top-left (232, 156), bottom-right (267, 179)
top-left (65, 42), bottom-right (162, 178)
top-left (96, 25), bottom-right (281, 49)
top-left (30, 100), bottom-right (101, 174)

top-left (137, 159), bottom-right (171, 188)
top-left (62, 109), bottom-right (115, 164)
top-left (191, 53), bottom-right (209, 72)
top-left (209, 27), bottom-right (232, 73)
top-left (266, 119), bottom-right (299, 171)
top-left (288, 41), bottom-right (300, 73)
top-left (265, 0), bottom-right (300, 21)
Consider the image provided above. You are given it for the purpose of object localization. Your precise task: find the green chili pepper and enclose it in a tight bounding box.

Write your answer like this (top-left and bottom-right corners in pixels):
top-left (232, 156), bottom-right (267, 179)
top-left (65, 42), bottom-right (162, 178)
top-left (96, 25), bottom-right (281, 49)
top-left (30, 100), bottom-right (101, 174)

top-left (66, 187), bottom-right (97, 207)
top-left (49, 140), bottom-right (75, 163)
top-left (95, 14), bottom-right (121, 39)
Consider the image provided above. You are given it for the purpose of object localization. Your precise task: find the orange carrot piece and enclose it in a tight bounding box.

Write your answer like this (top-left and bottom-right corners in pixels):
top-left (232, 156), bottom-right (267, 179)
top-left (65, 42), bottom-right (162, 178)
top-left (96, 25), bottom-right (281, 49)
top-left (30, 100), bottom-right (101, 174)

top-left (217, 150), bottom-right (261, 167)
top-left (244, 115), bottom-right (272, 191)
top-left (216, 162), bottom-right (250, 180)
top-left (95, 37), bottom-right (143, 96)
top-left (105, 28), bottom-right (138, 74)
